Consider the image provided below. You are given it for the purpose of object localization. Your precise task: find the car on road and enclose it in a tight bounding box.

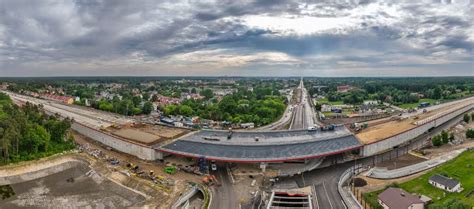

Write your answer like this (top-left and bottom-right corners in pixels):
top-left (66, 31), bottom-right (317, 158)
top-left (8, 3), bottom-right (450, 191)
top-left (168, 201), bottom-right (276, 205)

top-left (211, 163), bottom-right (217, 171)
top-left (307, 126), bottom-right (317, 131)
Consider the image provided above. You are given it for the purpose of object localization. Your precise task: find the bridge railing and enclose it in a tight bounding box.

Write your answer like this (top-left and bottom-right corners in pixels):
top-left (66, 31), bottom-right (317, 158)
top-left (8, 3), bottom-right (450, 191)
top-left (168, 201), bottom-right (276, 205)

top-left (338, 165), bottom-right (365, 209)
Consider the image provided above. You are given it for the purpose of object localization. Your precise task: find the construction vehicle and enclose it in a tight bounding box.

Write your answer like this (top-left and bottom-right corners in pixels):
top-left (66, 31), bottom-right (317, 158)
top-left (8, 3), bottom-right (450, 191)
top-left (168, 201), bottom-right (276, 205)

top-left (202, 175), bottom-right (220, 186)
top-left (164, 166), bottom-right (177, 174)
top-left (126, 163), bottom-right (140, 173)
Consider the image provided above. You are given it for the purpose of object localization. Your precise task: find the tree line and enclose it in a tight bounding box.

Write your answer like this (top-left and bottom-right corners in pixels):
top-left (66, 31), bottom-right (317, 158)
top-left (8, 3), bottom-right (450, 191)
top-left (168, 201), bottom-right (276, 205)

top-left (162, 87), bottom-right (287, 126)
top-left (0, 93), bottom-right (74, 164)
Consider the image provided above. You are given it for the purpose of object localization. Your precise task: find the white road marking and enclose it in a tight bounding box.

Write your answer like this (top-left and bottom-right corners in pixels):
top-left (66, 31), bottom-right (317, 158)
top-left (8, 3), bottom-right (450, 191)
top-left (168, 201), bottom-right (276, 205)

top-left (323, 181), bottom-right (334, 209)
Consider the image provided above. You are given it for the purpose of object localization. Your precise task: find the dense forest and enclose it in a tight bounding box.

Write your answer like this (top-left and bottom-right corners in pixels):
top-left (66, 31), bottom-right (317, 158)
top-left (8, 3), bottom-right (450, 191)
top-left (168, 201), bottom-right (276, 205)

top-left (0, 93), bottom-right (74, 164)
top-left (306, 77), bottom-right (474, 105)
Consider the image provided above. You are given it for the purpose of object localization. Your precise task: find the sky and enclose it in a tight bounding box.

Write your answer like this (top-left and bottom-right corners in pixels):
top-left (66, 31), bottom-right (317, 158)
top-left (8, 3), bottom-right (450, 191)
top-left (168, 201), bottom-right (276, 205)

top-left (0, 0), bottom-right (473, 77)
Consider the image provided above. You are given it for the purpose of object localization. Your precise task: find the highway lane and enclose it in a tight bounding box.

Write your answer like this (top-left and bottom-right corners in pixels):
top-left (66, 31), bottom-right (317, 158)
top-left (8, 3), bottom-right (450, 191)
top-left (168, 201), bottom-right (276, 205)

top-left (276, 162), bottom-right (351, 209)
top-left (289, 78), bottom-right (312, 130)
top-left (210, 165), bottom-right (239, 209)
top-left (277, 108), bottom-right (472, 209)
top-left (314, 183), bottom-right (334, 209)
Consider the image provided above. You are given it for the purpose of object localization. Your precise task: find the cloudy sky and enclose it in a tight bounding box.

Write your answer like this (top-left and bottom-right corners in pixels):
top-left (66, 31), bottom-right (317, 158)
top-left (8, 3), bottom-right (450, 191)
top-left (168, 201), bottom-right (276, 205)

top-left (0, 0), bottom-right (473, 77)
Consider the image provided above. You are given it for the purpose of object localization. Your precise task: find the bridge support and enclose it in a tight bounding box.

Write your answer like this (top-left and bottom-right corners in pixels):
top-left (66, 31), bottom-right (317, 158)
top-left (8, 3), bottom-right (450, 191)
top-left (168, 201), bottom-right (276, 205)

top-left (260, 162), bottom-right (267, 172)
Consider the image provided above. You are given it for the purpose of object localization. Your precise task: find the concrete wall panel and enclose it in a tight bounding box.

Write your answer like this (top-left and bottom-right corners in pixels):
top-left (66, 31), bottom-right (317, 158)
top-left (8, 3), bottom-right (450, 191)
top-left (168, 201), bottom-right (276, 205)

top-left (362, 104), bottom-right (473, 157)
top-left (72, 123), bottom-right (157, 160)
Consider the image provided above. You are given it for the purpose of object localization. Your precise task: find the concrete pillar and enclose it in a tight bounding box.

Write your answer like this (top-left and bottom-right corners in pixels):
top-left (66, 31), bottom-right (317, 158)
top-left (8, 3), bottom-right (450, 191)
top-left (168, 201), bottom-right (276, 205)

top-left (260, 163), bottom-right (267, 172)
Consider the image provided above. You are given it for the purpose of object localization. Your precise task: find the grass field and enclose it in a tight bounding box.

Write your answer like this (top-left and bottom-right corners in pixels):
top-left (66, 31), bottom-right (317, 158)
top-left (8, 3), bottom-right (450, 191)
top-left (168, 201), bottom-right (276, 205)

top-left (398, 98), bottom-right (438, 109)
top-left (364, 150), bottom-right (474, 208)
top-left (317, 98), bottom-right (343, 105)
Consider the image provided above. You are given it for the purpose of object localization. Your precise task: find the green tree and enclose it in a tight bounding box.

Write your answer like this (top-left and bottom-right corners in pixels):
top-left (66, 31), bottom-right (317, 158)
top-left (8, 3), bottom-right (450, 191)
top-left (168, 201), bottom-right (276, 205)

top-left (315, 103), bottom-right (322, 111)
top-left (463, 114), bottom-right (470, 123)
top-left (142, 93), bottom-right (150, 101)
top-left (449, 132), bottom-right (455, 142)
top-left (151, 94), bottom-right (158, 102)
top-left (466, 129), bottom-right (474, 139)
top-left (200, 89), bottom-right (214, 99)
top-left (178, 105), bottom-right (193, 116)
top-left (441, 131), bottom-right (449, 144)
top-left (432, 135), bottom-right (442, 147)
top-left (163, 104), bottom-right (178, 116)
top-left (132, 96), bottom-right (142, 106)
top-left (142, 102), bottom-right (154, 114)
top-left (432, 87), bottom-right (442, 99)
top-left (218, 96), bottom-right (237, 114)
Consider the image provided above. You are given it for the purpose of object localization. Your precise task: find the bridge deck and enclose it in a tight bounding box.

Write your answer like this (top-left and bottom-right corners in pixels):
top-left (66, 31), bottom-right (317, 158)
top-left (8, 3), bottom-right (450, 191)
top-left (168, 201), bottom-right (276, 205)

top-left (158, 134), bottom-right (361, 162)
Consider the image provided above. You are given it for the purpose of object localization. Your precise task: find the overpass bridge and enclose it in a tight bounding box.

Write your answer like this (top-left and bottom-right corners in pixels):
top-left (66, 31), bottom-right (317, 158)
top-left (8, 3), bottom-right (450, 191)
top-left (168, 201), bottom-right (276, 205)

top-left (5, 90), bottom-right (474, 165)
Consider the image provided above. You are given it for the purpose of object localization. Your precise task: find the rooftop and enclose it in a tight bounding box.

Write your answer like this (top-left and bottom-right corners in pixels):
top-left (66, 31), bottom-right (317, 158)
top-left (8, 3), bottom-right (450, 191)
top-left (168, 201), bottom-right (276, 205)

top-left (429, 174), bottom-right (460, 188)
top-left (378, 187), bottom-right (423, 209)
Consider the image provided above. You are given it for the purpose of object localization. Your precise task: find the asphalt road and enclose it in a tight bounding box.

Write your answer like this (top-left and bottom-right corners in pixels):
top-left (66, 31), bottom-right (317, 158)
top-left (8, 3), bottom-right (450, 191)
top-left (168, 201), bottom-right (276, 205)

top-left (289, 79), bottom-right (314, 130)
top-left (209, 165), bottom-right (239, 209)
top-left (274, 109), bottom-right (471, 209)
top-left (276, 162), bottom-right (351, 209)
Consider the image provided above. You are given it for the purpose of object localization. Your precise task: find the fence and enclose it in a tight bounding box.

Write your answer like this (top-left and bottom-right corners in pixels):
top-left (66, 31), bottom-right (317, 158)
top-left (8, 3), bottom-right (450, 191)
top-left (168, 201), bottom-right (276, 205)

top-left (338, 165), bottom-right (365, 209)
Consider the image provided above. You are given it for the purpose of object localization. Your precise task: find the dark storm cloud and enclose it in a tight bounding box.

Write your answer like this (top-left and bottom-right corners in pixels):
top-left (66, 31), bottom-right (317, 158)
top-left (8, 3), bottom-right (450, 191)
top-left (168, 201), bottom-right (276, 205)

top-left (0, 0), bottom-right (472, 76)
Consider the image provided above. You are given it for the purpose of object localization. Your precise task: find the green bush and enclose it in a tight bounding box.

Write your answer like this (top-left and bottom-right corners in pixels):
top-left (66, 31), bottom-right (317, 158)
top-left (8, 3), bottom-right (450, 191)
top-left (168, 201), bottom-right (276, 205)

top-left (466, 129), bottom-right (474, 139)
top-left (463, 114), bottom-right (470, 123)
top-left (432, 135), bottom-right (443, 146)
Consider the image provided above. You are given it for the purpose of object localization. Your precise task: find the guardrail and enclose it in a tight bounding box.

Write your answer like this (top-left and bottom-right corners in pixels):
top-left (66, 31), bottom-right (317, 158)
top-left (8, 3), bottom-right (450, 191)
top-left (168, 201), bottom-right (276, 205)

top-left (172, 184), bottom-right (211, 209)
top-left (172, 186), bottom-right (199, 209)
top-left (338, 165), bottom-right (365, 209)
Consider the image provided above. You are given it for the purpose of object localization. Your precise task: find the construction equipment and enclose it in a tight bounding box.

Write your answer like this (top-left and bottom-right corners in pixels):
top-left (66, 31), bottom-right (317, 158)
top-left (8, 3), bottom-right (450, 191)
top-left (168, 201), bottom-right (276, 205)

top-left (198, 156), bottom-right (208, 174)
top-left (164, 166), bottom-right (177, 174)
top-left (126, 163), bottom-right (140, 173)
top-left (202, 175), bottom-right (220, 186)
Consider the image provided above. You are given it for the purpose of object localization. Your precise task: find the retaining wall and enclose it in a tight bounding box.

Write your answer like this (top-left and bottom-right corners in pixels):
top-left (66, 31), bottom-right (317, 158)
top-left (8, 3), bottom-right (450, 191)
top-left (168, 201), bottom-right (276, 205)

top-left (0, 158), bottom-right (89, 185)
top-left (362, 103), bottom-right (474, 157)
top-left (72, 123), bottom-right (162, 161)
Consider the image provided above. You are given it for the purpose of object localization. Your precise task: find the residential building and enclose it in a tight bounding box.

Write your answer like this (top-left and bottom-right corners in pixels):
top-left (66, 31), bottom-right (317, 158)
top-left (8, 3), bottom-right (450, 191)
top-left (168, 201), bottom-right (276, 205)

top-left (428, 174), bottom-right (463, 193)
top-left (337, 85), bottom-right (352, 93)
top-left (240, 122), bottom-right (255, 129)
top-left (378, 187), bottom-right (424, 209)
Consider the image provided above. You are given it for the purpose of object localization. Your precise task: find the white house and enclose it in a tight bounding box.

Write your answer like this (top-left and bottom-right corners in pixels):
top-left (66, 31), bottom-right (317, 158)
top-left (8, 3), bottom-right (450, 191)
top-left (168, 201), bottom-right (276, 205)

top-left (240, 122), bottom-right (255, 129)
top-left (428, 174), bottom-right (463, 193)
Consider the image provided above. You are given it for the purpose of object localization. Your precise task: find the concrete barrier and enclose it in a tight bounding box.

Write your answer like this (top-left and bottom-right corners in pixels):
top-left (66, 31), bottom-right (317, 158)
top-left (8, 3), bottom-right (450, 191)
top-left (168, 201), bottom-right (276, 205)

top-left (172, 186), bottom-right (199, 209)
top-left (338, 166), bottom-right (365, 209)
top-left (72, 123), bottom-right (162, 160)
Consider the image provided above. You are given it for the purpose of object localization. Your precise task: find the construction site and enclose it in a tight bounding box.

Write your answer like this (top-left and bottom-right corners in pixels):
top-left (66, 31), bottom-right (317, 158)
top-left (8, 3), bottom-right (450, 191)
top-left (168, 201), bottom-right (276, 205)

top-left (1, 88), bottom-right (474, 209)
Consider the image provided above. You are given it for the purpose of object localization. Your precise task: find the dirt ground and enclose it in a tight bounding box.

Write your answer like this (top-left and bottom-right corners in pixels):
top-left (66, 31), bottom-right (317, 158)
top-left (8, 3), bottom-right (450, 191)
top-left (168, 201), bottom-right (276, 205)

top-left (72, 131), bottom-right (202, 208)
top-left (105, 124), bottom-right (189, 145)
top-left (357, 101), bottom-right (472, 144)
top-left (0, 163), bottom-right (147, 209)
top-left (233, 172), bottom-right (264, 205)
top-left (375, 154), bottom-right (427, 170)
top-left (137, 124), bottom-right (189, 139)
top-left (113, 128), bottom-right (162, 144)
